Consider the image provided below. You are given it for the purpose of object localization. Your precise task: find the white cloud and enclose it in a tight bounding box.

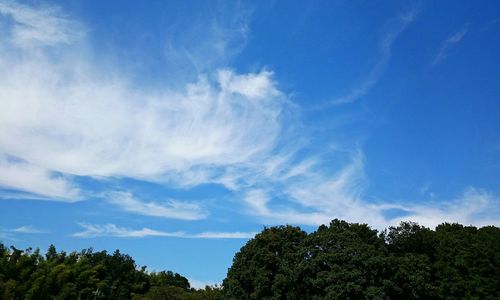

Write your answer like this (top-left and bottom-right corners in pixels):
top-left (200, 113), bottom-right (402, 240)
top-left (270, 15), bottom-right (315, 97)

top-left (242, 153), bottom-right (500, 229)
top-left (286, 152), bottom-right (365, 209)
top-left (106, 191), bottom-right (207, 221)
top-left (218, 69), bottom-right (279, 99)
top-left (0, 225), bottom-right (46, 241)
top-left (242, 189), bottom-right (334, 226)
top-left (0, 1), bottom-right (287, 197)
top-left (390, 187), bottom-right (500, 228)
top-left (72, 223), bottom-right (183, 238)
top-left (0, 0), bottom-right (81, 48)
top-left (0, 1), bottom-right (302, 226)
top-left (241, 152), bottom-right (387, 227)
top-left (0, 154), bottom-right (80, 200)
top-left (432, 25), bottom-right (468, 66)
top-left (244, 189), bottom-right (271, 216)
top-left (2, 1), bottom-right (367, 227)
top-left (10, 225), bottom-right (46, 234)
top-left (72, 223), bottom-right (256, 239)
top-left (1, 1), bottom-right (352, 227)
top-left (0, 64), bottom-right (285, 181)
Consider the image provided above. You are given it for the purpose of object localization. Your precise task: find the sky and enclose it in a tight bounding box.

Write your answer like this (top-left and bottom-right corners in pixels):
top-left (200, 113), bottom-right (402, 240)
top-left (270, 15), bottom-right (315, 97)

top-left (0, 0), bottom-right (499, 286)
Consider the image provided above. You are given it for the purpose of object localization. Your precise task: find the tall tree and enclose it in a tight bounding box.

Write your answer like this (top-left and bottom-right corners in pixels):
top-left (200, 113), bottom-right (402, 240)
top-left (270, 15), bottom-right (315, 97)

top-left (297, 220), bottom-right (393, 299)
top-left (223, 225), bottom-right (307, 300)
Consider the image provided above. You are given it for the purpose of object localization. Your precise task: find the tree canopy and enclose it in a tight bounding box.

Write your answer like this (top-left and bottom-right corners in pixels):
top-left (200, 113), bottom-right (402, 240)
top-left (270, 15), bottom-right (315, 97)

top-left (223, 220), bottom-right (500, 300)
top-left (0, 244), bottom-right (221, 299)
top-left (1, 219), bottom-right (499, 299)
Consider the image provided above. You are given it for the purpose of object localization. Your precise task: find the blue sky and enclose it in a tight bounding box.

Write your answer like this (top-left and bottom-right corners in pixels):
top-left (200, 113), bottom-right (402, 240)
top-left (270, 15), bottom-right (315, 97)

top-left (1, 0), bottom-right (499, 286)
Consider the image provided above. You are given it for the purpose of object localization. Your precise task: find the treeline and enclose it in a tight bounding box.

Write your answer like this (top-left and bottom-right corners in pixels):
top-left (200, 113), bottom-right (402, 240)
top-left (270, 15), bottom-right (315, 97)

top-left (223, 220), bottom-right (500, 299)
top-left (1, 220), bottom-right (500, 299)
top-left (0, 244), bottom-right (221, 299)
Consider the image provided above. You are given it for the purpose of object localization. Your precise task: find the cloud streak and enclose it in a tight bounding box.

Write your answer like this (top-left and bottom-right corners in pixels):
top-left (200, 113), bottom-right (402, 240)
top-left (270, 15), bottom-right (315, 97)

top-left (432, 25), bottom-right (469, 66)
top-left (327, 8), bottom-right (418, 105)
top-left (10, 225), bottom-right (46, 234)
top-left (0, 225), bottom-right (46, 241)
top-left (106, 191), bottom-right (207, 221)
top-left (72, 223), bottom-right (256, 239)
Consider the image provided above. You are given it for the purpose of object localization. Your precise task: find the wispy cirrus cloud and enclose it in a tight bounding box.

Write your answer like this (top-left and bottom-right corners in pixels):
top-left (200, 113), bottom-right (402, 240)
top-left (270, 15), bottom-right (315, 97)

top-left (72, 223), bottom-right (183, 238)
top-left (388, 187), bottom-right (500, 228)
top-left (327, 8), bottom-right (419, 105)
top-left (106, 191), bottom-right (207, 221)
top-left (0, 62), bottom-right (285, 181)
top-left (163, 2), bottom-right (250, 75)
top-left (0, 0), bottom-right (81, 48)
top-left (0, 0), bottom-right (288, 204)
top-left (243, 188), bottom-right (334, 226)
top-left (10, 225), bottom-right (47, 234)
top-left (0, 0), bottom-right (365, 228)
top-left (73, 223), bottom-right (256, 239)
top-left (0, 154), bottom-right (80, 201)
top-left (432, 24), bottom-right (469, 66)
top-left (0, 225), bottom-right (47, 241)
top-left (241, 151), bottom-right (385, 227)
top-left (0, 0), bottom-right (498, 232)
top-left (243, 169), bottom-right (500, 229)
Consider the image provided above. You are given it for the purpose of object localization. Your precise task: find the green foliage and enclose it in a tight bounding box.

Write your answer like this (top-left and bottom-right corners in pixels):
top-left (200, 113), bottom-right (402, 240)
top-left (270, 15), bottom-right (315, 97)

top-left (224, 219), bottom-right (500, 300)
top-left (149, 270), bottom-right (190, 290)
top-left (0, 243), bottom-right (221, 299)
top-left (431, 223), bottom-right (500, 299)
top-left (297, 220), bottom-right (393, 299)
top-left (223, 225), bottom-right (307, 300)
top-left (1, 219), bottom-right (499, 299)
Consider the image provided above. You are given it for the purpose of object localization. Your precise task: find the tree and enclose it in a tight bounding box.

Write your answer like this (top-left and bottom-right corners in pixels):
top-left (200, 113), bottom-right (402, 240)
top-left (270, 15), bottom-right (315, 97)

top-left (297, 220), bottom-right (393, 299)
top-left (223, 225), bottom-right (307, 299)
top-left (384, 222), bottom-right (437, 299)
top-left (432, 223), bottom-right (500, 299)
top-left (46, 244), bottom-right (57, 261)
